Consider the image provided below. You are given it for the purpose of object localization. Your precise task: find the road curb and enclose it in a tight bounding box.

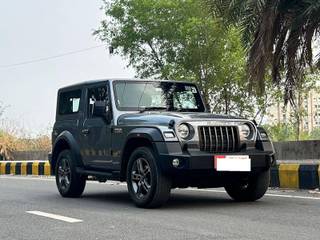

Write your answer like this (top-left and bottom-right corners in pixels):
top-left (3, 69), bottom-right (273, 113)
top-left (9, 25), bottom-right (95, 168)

top-left (0, 161), bottom-right (51, 176)
top-left (270, 164), bottom-right (320, 190)
top-left (1, 161), bottom-right (319, 190)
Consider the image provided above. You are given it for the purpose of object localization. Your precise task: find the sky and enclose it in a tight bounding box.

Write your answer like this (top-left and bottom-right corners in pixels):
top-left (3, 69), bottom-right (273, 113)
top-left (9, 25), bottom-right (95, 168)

top-left (0, 0), bottom-right (135, 135)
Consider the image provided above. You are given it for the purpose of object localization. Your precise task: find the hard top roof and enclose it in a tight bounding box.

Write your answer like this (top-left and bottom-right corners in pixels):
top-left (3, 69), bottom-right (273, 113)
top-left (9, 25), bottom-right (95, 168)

top-left (58, 78), bottom-right (196, 91)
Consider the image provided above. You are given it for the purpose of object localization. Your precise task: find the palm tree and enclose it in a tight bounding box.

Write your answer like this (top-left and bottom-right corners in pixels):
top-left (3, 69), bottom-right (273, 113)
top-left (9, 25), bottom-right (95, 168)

top-left (205, 0), bottom-right (320, 105)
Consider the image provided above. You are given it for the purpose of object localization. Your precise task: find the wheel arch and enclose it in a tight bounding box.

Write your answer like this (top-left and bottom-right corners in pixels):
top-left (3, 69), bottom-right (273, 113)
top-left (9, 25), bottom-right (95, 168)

top-left (119, 128), bottom-right (163, 181)
top-left (51, 131), bottom-right (84, 174)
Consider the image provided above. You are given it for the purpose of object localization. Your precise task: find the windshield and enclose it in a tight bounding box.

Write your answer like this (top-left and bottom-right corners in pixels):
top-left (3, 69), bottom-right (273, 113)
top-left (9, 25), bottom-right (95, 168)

top-left (113, 81), bottom-right (205, 112)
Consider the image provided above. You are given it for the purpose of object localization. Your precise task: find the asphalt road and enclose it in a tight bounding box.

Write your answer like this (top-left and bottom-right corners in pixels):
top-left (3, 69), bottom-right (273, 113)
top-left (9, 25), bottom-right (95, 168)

top-left (0, 176), bottom-right (320, 240)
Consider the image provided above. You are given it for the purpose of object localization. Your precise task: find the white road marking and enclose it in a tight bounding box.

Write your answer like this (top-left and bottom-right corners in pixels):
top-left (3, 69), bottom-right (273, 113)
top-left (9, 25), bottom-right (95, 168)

top-left (2, 175), bottom-right (320, 201)
top-left (182, 188), bottom-right (320, 201)
top-left (26, 211), bottom-right (83, 223)
top-left (265, 193), bottom-right (320, 200)
top-left (0, 176), bottom-right (54, 181)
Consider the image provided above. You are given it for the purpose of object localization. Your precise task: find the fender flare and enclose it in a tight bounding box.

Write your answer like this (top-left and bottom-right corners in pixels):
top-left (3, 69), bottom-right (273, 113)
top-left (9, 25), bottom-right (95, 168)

top-left (256, 127), bottom-right (275, 155)
top-left (119, 127), bottom-right (164, 180)
top-left (51, 131), bottom-right (84, 173)
top-left (125, 127), bottom-right (164, 143)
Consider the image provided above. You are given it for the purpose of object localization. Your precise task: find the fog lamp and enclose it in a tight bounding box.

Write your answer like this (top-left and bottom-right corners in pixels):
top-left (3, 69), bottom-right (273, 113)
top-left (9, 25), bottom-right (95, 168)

top-left (172, 158), bottom-right (180, 168)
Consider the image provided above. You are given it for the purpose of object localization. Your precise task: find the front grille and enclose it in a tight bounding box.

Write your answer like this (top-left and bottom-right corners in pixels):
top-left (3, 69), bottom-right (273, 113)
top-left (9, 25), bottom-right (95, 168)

top-left (198, 126), bottom-right (239, 153)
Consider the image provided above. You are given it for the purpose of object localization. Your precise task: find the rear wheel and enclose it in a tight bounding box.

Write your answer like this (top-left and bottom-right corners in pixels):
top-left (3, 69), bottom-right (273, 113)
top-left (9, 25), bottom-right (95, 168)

top-left (127, 147), bottom-right (172, 208)
top-left (225, 169), bottom-right (270, 202)
top-left (55, 150), bottom-right (86, 198)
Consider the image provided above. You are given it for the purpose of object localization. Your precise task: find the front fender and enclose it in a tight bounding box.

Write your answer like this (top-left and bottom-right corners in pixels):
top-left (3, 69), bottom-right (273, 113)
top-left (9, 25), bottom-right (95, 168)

top-left (124, 127), bottom-right (183, 171)
top-left (126, 127), bottom-right (164, 142)
top-left (256, 127), bottom-right (275, 155)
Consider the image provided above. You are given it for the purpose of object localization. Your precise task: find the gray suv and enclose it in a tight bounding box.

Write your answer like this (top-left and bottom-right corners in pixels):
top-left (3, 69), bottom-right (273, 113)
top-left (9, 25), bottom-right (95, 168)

top-left (50, 79), bottom-right (275, 208)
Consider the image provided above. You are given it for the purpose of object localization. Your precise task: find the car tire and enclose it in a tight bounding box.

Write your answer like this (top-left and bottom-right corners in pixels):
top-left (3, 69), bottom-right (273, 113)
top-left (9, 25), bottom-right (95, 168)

top-left (224, 169), bottom-right (270, 202)
top-left (127, 147), bottom-right (172, 208)
top-left (55, 149), bottom-right (86, 198)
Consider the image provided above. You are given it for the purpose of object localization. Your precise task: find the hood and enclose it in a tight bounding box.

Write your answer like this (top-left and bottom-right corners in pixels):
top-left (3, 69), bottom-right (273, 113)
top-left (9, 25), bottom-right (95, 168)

top-left (117, 111), bottom-right (244, 126)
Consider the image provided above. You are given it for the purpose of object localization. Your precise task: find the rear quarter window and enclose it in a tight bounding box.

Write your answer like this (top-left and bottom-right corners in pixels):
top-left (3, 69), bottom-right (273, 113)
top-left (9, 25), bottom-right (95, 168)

top-left (58, 90), bottom-right (82, 115)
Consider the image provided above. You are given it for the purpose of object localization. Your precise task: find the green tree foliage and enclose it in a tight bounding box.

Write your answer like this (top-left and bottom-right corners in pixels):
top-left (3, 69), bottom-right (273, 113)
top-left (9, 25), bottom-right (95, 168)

top-left (95, 0), bottom-right (260, 116)
top-left (263, 123), bottom-right (297, 142)
top-left (205, 0), bottom-right (320, 103)
top-left (264, 123), bottom-right (320, 142)
top-left (310, 128), bottom-right (320, 140)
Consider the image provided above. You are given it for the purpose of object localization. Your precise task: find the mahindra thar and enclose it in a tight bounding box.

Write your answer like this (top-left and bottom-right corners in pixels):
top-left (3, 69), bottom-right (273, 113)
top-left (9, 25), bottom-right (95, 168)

top-left (49, 79), bottom-right (275, 208)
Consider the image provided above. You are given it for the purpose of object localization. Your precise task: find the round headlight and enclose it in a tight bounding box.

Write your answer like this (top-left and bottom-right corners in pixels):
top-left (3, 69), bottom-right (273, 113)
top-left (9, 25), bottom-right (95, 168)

top-left (239, 124), bottom-right (251, 139)
top-left (177, 124), bottom-right (190, 139)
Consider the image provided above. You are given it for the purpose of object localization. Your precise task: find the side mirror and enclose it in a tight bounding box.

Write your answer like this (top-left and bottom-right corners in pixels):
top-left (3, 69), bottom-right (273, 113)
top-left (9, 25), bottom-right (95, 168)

top-left (93, 101), bottom-right (111, 123)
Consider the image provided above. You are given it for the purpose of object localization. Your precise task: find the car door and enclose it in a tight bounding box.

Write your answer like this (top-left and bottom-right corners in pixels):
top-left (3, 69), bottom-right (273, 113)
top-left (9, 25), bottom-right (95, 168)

top-left (80, 83), bottom-right (113, 170)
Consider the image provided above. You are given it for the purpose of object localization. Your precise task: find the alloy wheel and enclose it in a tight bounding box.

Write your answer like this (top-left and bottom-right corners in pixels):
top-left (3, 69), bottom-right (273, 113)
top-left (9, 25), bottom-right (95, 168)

top-left (58, 157), bottom-right (71, 192)
top-left (131, 157), bottom-right (152, 199)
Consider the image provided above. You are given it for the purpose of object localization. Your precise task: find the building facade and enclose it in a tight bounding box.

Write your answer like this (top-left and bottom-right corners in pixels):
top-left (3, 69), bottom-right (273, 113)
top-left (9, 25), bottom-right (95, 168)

top-left (267, 89), bottom-right (320, 133)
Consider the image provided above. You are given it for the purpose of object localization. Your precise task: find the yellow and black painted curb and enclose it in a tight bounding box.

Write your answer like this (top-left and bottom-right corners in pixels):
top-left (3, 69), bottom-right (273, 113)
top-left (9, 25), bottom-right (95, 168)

top-left (270, 164), bottom-right (320, 189)
top-left (1, 161), bottom-right (320, 190)
top-left (0, 161), bottom-right (51, 176)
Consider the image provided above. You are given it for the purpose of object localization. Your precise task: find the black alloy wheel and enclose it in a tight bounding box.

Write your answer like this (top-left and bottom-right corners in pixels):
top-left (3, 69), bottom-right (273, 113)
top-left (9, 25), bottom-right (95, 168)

top-left (55, 150), bottom-right (86, 198)
top-left (131, 157), bottom-right (152, 199)
top-left (127, 147), bottom-right (172, 208)
top-left (57, 156), bottom-right (71, 193)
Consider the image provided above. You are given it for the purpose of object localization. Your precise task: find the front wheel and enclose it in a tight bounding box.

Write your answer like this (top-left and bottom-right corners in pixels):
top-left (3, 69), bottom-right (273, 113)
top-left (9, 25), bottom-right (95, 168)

top-left (55, 150), bottom-right (86, 198)
top-left (225, 169), bottom-right (270, 202)
top-left (127, 147), bottom-right (172, 208)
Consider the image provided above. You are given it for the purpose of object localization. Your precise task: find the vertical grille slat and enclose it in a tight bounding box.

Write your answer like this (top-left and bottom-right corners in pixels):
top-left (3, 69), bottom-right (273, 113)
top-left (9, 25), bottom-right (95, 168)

top-left (214, 127), bottom-right (218, 152)
top-left (220, 127), bottom-right (224, 152)
top-left (226, 127), bottom-right (230, 151)
top-left (230, 127), bottom-right (235, 151)
top-left (202, 127), bottom-right (207, 151)
top-left (206, 127), bottom-right (211, 152)
top-left (199, 126), bottom-right (239, 153)
top-left (209, 127), bottom-right (213, 152)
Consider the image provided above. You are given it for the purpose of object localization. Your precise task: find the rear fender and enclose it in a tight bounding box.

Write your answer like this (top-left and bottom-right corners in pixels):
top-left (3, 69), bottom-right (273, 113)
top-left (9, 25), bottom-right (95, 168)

top-left (51, 131), bottom-right (84, 173)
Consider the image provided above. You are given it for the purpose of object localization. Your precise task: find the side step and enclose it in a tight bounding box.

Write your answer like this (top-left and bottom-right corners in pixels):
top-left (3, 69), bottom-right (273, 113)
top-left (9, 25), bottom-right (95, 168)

top-left (76, 168), bottom-right (120, 181)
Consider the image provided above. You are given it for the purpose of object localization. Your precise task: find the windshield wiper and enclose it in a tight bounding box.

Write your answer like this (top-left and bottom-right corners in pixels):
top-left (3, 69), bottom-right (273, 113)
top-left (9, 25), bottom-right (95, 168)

top-left (139, 107), bottom-right (168, 113)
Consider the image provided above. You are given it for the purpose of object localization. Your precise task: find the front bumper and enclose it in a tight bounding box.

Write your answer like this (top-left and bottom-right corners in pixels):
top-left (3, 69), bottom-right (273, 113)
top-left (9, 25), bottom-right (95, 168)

top-left (155, 142), bottom-right (274, 173)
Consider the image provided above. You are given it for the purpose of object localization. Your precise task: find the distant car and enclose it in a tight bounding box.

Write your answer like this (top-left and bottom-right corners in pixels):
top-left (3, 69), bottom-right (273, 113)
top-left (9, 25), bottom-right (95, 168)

top-left (49, 79), bottom-right (275, 208)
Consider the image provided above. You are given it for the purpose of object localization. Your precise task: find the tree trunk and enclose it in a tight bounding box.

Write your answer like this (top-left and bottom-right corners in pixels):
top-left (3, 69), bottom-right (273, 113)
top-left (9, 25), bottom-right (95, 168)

top-left (295, 92), bottom-right (303, 141)
top-left (224, 86), bottom-right (229, 115)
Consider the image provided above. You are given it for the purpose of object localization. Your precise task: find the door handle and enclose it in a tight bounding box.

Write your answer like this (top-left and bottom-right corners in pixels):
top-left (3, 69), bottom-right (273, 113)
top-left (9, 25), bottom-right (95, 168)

top-left (82, 129), bottom-right (90, 135)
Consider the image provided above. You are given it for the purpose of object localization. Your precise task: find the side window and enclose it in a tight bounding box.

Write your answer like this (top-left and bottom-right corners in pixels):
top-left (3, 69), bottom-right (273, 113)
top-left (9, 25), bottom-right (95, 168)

top-left (58, 90), bottom-right (82, 115)
top-left (87, 86), bottom-right (108, 118)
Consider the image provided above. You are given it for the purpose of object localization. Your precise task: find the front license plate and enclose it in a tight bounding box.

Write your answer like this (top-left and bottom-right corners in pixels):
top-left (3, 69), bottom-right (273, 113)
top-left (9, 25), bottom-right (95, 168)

top-left (214, 155), bottom-right (251, 172)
